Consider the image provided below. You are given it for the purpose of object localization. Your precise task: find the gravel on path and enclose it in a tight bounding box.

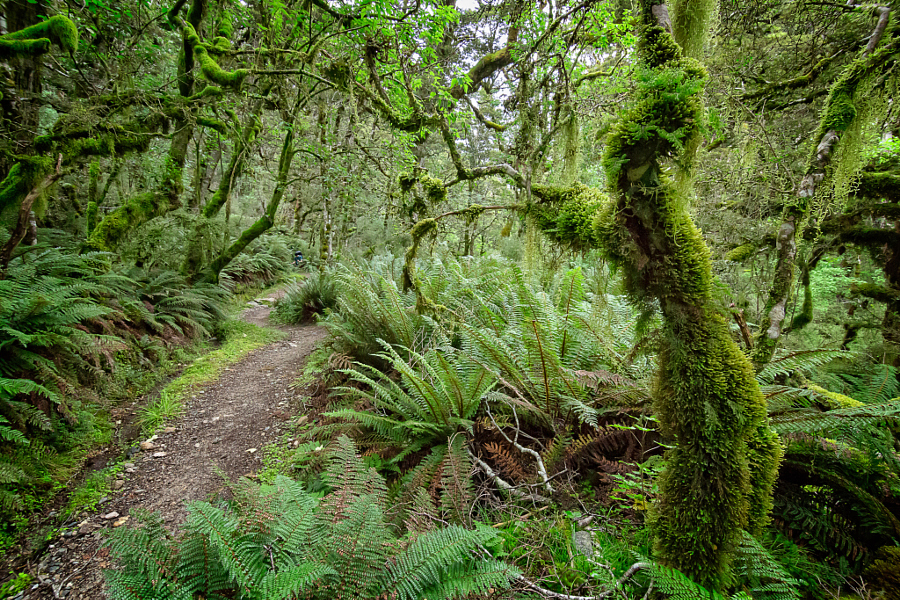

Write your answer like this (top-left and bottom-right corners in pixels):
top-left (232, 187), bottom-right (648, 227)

top-left (16, 302), bottom-right (326, 600)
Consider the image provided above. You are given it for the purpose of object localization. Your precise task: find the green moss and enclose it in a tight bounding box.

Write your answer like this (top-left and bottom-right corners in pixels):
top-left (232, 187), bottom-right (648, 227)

top-left (402, 218), bottom-right (437, 292)
top-left (187, 85), bottom-right (224, 102)
top-left (184, 24), bottom-right (247, 90)
top-left (85, 201), bottom-right (98, 236)
top-left (0, 157), bottom-right (52, 213)
top-left (529, 183), bottom-right (606, 250)
top-left (519, 5), bottom-right (779, 590)
top-left (0, 38), bottom-right (51, 59)
top-left (724, 243), bottom-right (756, 262)
top-left (84, 192), bottom-right (161, 252)
top-left (850, 282), bottom-right (900, 303)
top-left (197, 116), bottom-right (228, 134)
top-left (88, 160), bottom-right (100, 204)
top-left (820, 89), bottom-right (856, 133)
top-left (1, 15), bottom-right (79, 55)
top-left (216, 13), bottom-right (234, 39)
top-left (419, 174), bottom-right (447, 204)
top-left (672, 0), bottom-right (716, 58)
top-left (807, 384), bottom-right (864, 409)
top-left (460, 203), bottom-right (485, 223)
top-left (864, 546), bottom-right (900, 599)
top-left (209, 36), bottom-right (231, 54)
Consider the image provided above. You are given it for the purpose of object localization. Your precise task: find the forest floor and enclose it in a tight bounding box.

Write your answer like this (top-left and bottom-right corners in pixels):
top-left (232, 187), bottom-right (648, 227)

top-left (11, 295), bottom-right (327, 600)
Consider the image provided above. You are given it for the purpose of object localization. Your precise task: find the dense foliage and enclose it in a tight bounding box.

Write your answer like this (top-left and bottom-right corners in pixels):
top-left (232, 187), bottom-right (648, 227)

top-left (1, 0), bottom-right (899, 597)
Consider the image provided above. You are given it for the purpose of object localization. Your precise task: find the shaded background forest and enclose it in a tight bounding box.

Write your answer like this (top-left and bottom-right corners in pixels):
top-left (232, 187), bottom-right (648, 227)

top-left (1, 0), bottom-right (900, 597)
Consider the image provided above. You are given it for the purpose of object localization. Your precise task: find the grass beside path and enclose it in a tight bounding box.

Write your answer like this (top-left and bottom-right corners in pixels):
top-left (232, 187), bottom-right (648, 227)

top-left (139, 319), bottom-right (285, 433)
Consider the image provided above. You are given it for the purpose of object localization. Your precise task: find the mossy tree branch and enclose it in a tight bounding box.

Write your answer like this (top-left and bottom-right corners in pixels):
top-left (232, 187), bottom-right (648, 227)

top-left (752, 5), bottom-right (897, 369)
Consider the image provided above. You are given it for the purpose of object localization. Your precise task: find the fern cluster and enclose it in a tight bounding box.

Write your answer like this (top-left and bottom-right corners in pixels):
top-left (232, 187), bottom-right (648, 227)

top-left (760, 351), bottom-right (900, 570)
top-left (273, 268), bottom-right (338, 324)
top-left (105, 436), bottom-right (519, 600)
top-left (0, 244), bottom-right (228, 518)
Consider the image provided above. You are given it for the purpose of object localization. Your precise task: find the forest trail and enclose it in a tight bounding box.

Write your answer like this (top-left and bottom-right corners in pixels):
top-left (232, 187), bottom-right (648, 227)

top-left (21, 299), bottom-right (327, 600)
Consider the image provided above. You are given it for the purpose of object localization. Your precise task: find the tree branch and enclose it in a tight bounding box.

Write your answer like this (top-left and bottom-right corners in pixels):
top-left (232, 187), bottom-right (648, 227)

top-left (0, 155), bottom-right (63, 275)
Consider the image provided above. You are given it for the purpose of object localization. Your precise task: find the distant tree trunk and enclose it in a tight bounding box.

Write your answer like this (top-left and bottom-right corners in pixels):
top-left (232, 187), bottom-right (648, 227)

top-left (200, 86), bottom-right (307, 282)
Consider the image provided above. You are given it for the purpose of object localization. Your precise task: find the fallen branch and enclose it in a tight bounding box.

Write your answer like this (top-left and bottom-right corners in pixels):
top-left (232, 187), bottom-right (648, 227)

top-left (466, 448), bottom-right (549, 504)
top-left (515, 562), bottom-right (652, 599)
top-left (485, 403), bottom-right (554, 493)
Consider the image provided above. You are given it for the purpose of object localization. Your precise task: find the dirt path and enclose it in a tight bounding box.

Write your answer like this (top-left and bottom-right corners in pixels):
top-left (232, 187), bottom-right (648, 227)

top-left (18, 303), bottom-right (326, 600)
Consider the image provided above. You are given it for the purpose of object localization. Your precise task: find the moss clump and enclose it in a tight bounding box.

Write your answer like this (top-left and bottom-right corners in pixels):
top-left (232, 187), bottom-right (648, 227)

top-left (419, 174), bottom-right (447, 204)
top-left (724, 243), bottom-right (756, 262)
top-left (209, 36), bottom-right (231, 54)
top-left (0, 15), bottom-right (79, 56)
top-left (807, 384), bottom-right (864, 409)
top-left (460, 204), bottom-right (485, 223)
top-left (530, 183), bottom-right (606, 250)
top-left (0, 157), bottom-right (52, 212)
top-left (789, 276), bottom-right (813, 331)
top-left (398, 172), bottom-right (417, 193)
top-left (84, 192), bottom-right (161, 252)
top-left (88, 160), bottom-right (100, 203)
top-left (820, 88), bottom-right (856, 133)
top-left (322, 59), bottom-right (352, 88)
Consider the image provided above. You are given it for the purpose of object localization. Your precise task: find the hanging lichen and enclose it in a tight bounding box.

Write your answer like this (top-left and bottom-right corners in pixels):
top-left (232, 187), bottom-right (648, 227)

top-left (419, 174), bottom-right (447, 204)
top-left (555, 109), bottom-right (581, 187)
top-left (671, 0), bottom-right (716, 58)
top-left (827, 68), bottom-right (899, 216)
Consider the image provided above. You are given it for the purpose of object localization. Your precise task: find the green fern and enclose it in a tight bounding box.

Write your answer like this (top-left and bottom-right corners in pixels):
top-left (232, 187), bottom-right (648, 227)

top-left (105, 436), bottom-right (519, 600)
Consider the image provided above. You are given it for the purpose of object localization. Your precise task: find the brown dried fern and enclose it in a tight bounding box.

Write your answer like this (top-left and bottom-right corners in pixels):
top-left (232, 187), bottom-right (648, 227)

top-left (483, 441), bottom-right (532, 483)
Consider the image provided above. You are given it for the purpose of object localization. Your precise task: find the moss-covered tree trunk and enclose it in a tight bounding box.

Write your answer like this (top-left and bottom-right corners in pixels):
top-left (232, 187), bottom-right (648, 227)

top-left (199, 121), bottom-right (296, 282)
top-left (530, 1), bottom-right (781, 589)
top-left (181, 87), bottom-right (270, 278)
top-left (598, 6), bottom-right (780, 588)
